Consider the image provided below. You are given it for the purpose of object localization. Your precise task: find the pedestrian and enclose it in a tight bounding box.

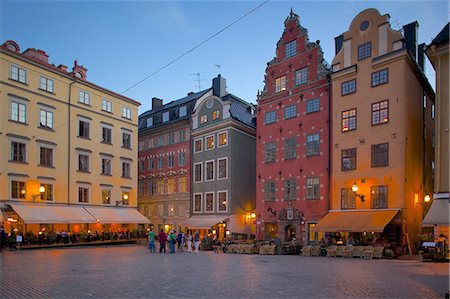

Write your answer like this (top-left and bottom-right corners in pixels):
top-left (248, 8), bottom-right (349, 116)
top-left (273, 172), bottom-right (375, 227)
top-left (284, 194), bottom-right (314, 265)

top-left (177, 231), bottom-right (183, 251)
top-left (158, 229), bottom-right (167, 253)
top-left (168, 230), bottom-right (176, 253)
top-left (187, 232), bottom-right (192, 253)
top-left (194, 231), bottom-right (200, 253)
top-left (148, 228), bottom-right (156, 253)
top-left (181, 231), bottom-right (186, 252)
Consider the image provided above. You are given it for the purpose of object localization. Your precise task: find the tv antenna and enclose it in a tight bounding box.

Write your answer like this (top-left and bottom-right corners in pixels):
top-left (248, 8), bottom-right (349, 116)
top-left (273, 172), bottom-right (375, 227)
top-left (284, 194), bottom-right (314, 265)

top-left (189, 72), bottom-right (206, 91)
top-left (214, 63), bottom-right (221, 73)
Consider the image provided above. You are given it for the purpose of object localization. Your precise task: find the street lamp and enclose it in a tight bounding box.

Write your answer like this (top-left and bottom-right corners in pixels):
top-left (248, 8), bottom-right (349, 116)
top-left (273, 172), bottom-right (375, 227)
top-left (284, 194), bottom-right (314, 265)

top-left (351, 182), bottom-right (365, 203)
top-left (424, 194), bottom-right (431, 203)
top-left (32, 186), bottom-right (46, 202)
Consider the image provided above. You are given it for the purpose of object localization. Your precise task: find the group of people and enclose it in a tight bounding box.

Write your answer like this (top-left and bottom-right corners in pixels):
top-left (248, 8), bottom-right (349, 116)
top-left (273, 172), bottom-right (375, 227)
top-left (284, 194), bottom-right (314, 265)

top-left (147, 228), bottom-right (201, 254)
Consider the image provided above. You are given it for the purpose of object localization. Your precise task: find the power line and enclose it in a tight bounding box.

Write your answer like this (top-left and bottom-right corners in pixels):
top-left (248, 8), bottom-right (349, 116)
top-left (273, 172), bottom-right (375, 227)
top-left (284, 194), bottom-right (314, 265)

top-left (120, 0), bottom-right (270, 94)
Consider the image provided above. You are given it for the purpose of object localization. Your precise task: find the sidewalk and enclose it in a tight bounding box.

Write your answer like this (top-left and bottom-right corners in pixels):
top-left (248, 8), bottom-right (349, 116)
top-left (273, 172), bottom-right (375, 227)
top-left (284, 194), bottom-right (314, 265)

top-left (6, 238), bottom-right (145, 250)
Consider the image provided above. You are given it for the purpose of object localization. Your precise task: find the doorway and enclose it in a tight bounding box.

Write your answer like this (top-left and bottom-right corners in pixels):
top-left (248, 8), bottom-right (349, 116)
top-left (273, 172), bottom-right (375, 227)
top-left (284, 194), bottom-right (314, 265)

top-left (285, 224), bottom-right (296, 242)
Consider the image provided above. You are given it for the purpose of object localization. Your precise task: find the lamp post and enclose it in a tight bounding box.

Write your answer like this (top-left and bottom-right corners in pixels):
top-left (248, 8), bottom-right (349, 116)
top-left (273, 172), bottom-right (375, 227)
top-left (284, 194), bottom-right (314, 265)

top-left (351, 182), bottom-right (366, 207)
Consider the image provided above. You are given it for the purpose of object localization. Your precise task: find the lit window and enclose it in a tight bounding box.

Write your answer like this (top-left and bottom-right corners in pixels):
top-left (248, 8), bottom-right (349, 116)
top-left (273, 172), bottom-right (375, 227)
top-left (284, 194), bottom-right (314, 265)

top-left (218, 132), bottom-right (227, 146)
top-left (371, 69), bottom-right (388, 87)
top-left (79, 91), bottom-right (90, 105)
top-left (167, 177), bottom-right (175, 194)
top-left (40, 184), bottom-right (53, 201)
top-left (372, 100), bottom-right (389, 125)
top-left (285, 40), bottom-right (296, 58)
top-left (178, 176), bottom-right (187, 193)
top-left (275, 76), bottom-right (286, 93)
top-left (371, 186), bottom-right (388, 208)
top-left (295, 67), bottom-right (308, 86)
top-left (218, 191), bottom-right (227, 211)
top-left (121, 191), bottom-right (130, 205)
top-left (102, 189), bottom-right (111, 204)
top-left (206, 135), bottom-right (214, 150)
top-left (358, 42), bottom-right (371, 60)
top-left (11, 181), bottom-right (26, 199)
top-left (342, 109), bottom-right (357, 132)
top-left (213, 110), bottom-right (220, 120)
top-left (200, 115), bottom-right (207, 124)
top-left (341, 189), bottom-right (355, 209)
top-left (265, 111), bottom-right (276, 124)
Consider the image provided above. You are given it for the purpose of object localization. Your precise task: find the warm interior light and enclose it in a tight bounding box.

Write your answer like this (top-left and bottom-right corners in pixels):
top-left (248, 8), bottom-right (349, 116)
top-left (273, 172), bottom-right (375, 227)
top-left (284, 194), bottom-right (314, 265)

top-left (212, 229), bottom-right (216, 235)
top-left (424, 195), bottom-right (431, 203)
top-left (351, 182), bottom-right (358, 193)
top-left (225, 230), bottom-right (230, 236)
top-left (251, 212), bottom-right (256, 219)
top-left (39, 185), bottom-right (45, 193)
top-left (21, 189), bottom-right (26, 195)
top-left (123, 193), bottom-right (129, 200)
top-left (7, 217), bottom-right (17, 223)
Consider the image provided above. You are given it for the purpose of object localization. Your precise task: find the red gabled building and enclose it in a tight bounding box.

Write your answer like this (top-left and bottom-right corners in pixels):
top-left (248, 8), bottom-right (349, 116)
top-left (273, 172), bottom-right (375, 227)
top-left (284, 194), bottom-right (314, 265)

top-left (256, 9), bottom-right (331, 244)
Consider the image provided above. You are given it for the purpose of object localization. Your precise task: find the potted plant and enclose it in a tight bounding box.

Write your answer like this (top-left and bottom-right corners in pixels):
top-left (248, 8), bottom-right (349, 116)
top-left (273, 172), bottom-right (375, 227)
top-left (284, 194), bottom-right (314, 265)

top-left (384, 249), bottom-right (394, 259)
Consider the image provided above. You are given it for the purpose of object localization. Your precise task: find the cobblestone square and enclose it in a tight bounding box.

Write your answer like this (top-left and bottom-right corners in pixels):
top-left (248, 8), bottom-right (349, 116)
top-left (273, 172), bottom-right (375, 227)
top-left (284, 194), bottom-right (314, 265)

top-left (1, 245), bottom-right (448, 298)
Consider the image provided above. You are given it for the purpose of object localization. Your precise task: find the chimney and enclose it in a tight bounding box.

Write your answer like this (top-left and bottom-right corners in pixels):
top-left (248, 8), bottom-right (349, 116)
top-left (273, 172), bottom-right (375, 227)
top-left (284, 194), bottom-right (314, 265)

top-left (403, 21), bottom-right (419, 60)
top-left (152, 97), bottom-right (163, 110)
top-left (22, 48), bottom-right (49, 63)
top-left (417, 43), bottom-right (426, 72)
top-left (212, 74), bottom-right (227, 97)
top-left (187, 92), bottom-right (195, 96)
top-left (334, 34), bottom-right (344, 55)
top-left (57, 64), bottom-right (68, 72)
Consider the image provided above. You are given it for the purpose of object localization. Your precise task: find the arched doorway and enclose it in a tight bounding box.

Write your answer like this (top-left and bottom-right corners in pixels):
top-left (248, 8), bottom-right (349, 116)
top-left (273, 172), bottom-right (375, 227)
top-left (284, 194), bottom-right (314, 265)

top-left (285, 224), bottom-right (296, 242)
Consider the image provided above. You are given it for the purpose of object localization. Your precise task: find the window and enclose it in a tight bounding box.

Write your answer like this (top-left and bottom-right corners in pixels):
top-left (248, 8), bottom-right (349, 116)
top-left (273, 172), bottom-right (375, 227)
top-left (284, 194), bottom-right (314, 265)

top-left (372, 100), bottom-right (389, 125)
top-left (213, 110), bottom-right (220, 120)
top-left (168, 154), bottom-right (174, 168)
top-left (78, 154), bottom-right (89, 172)
top-left (122, 107), bottom-right (131, 119)
top-left (179, 106), bottom-right (187, 117)
top-left (102, 99), bottom-right (112, 112)
top-left (148, 178), bottom-right (155, 195)
top-left (11, 181), bottom-right (26, 199)
top-left (11, 65), bottom-right (27, 83)
top-left (284, 138), bottom-right (297, 160)
top-left (162, 111), bottom-right (169, 122)
top-left (11, 141), bottom-right (26, 162)
top-left (78, 187), bottom-right (89, 203)
top-left (147, 117), bottom-right (153, 127)
top-left (101, 158), bottom-right (112, 175)
top-left (306, 98), bottom-right (320, 114)
top-left (284, 104), bottom-right (297, 119)
top-left (358, 42), bottom-right (371, 60)
top-left (371, 186), bottom-right (388, 209)
top-left (122, 191), bottom-right (130, 205)
top-left (371, 143), bottom-right (388, 167)
top-left (194, 193), bottom-right (202, 212)
top-left (341, 148), bottom-right (356, 171)
top-left (431, 104), bottom-right (435, 120)
top-left (156, 136), bottom-right (164, 147)
top-left (218, 191), bottom-right (227, 211)
top-left (10, 100), bottom-right (27, 123)
top-left (206, 161), bottom-right (214, 181)
top-left (285, 40), bottom-right (296, 58)
top-left (122, 132), bottom-right (131, 149)
top-left (341, 79), bottom-right (356, 96)
top-left (40, 184), bottom-right (53, 201)
top-left (40, 76), bottom-right (54, 93)
top-left (122, 162), bottom-right (131, 178)
top-left (168, 203), bottom-right (175, 216)
top-left (284, 180), bottom-right (296, 201)
top-left (275, 76), bottom-right (286, 93)
top-left (167, 133), bottom-right (175, 144)
top-left (40, 147), bottom-right (53, 167)
top-left (194, 139), bottom-right (202, 152)
top-left (264, 142), bottom-right (276, 162)
top-left (341, 188), bottom-right (356, 209)
top-left (218, 132), bottom-right (227, 146)
top-left (78, 120), bottom-right (90, 138)
top-left (306, 134), bottom-right (320, 156)
top-left (206, 135), bottom-right (214, 150)
top-left (39, 109), bottom-right (53, 129)
top-left (264, 181), bottom-right (276, 201)
top-left (265, 111), bottom-right (276, 124)
top-left (178, 176), bottom-right (187, 193)
top-left (194, 163), bottom-right (202, 182)
top-left (371, 69), bottom-right (388, 87)
top-left (205, 193), bottom-right (214, 212)
top-left (139, 160), bottom-right (145, 172)
top-left (79, 91), bottom-right (90, 105)
top-left (156, 178), bottom-right (164, 194)
top-left (102, 127), bottom-right (112, 144)
top-left (218, 158), bottom-right (227, 179)
top-left (306, 177), bottom-right (320, 199)
top-left (148, 158), bottom-right (154, 170)
top-left (295, 67), bottom-right (308, 86)
top-left (178, 152), bottom-right (186, 166)
top-left (167, 177), bottom-right (175, 194)
top-left (157, 157), bottom-right (163, 170)
top-left (342, 109), bottom-right (357, 132)
top-left (179, 130), bottom-right (186, 142)
top-left (102, 189), bottom-right (111, 205)
top-left (200, 115), bottom-right (207, 124)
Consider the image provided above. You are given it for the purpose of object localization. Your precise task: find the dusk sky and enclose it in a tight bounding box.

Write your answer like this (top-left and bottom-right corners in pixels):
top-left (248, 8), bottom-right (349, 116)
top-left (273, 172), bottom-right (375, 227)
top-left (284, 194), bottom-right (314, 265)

top-left (2, 0), bottom-right (448, 114)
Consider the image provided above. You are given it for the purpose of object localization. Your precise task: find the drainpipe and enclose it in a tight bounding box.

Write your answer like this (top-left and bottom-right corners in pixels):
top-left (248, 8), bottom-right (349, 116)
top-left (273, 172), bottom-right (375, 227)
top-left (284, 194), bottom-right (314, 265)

top-left (327, 74), bottom-right (332, 213)
top-left (68, 80), bottom-right (76, 205)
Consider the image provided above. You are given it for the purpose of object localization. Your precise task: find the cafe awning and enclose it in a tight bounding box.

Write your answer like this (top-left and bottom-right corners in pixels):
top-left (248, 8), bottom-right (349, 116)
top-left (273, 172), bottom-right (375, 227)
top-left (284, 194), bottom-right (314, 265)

top-left (314, 210), bottom-right (399, 232)
top-left (422, 198), bottom-right (450, 227)
top-left (84, 207), bottom-right (150, 224)
top-left (9, 203), bottom-right (97, 224)
top-left (183, 216), bottom-right (227, 229)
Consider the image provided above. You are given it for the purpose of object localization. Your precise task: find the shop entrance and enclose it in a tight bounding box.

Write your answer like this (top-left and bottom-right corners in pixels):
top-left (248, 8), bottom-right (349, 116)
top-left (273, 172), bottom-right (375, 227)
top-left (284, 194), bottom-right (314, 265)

top-left (285, 224), bottom-right (296, 241)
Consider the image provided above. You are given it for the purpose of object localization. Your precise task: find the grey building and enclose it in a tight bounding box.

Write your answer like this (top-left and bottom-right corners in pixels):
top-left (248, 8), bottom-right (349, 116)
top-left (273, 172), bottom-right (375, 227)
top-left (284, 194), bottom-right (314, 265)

top-left (188, 75), bottom-right (257, 238)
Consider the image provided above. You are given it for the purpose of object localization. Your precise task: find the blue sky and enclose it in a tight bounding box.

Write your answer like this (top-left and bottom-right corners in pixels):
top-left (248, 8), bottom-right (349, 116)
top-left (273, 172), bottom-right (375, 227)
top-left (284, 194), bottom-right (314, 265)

top-left (1, 0), bottom-right (448, 114)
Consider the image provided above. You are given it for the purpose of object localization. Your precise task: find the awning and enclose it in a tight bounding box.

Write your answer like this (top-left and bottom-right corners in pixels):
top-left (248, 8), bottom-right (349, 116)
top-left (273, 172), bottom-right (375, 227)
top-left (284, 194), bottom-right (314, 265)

top-left (422, 199), bottom-right (450, 227)
top-left (314, 210), bottom-right (399, 232)
top-left (9, 203), bottom-right (97, 224)
top-left (183, 216), bottom-right (227, 229)
top-left (84, 207), bottom-right (150, 224)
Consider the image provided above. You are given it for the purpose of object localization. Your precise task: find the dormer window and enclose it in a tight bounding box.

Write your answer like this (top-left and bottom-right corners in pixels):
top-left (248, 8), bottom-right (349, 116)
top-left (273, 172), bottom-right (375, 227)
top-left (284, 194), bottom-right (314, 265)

top-left (179, 106), bottom-right (187, 117)
top-left (162, 111), bottom-right (169, 122)
top-left (200, 115), bottom-right (207, 124)
top-left (147, 117), bottom-right (153, 127)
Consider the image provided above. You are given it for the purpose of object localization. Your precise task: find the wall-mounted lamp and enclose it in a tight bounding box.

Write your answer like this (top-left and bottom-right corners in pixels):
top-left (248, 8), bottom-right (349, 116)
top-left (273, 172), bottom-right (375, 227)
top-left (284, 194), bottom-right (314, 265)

top-left (424, 194), bottom-right (431, 203)
top-left (226, 230), bottom-right (231, 237)
top-left (212, 229), bottom-right (216, 235)
top-left (32, 186), bottom-right (46, 202)
top-left (351, 182), bottom-right (365, 203)
top-left (244, 212), bottom-right (256, 224)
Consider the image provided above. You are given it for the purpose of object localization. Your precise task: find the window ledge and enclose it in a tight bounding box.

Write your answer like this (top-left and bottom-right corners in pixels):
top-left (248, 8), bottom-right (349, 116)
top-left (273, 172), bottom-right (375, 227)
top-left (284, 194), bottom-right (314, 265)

top-left (9, 78), bottom-right (29, 86)
top-left (38, 88), bottom-right (55, 95)
top-left (9, 160), bottom-right (28, 164)
top-left (78, 136), bottom-right (91, 140)
top-left (38, 164), bottom-right (55, 168)
top-left (8, 119), bottom-right (28, 126)
top-left (77, 170), bottom-right (91, 174)
top-left (38, 126), bottom-right (55, 132)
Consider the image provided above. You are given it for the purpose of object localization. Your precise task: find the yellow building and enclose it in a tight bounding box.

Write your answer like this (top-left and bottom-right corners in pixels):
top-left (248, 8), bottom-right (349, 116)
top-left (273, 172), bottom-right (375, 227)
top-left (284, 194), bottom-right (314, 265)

top-left (423, 23), bottom-right (449, 238)
top-left (0, 40), bottom-right (148, 244)
top-left (316, 9), bottom-right (435, 254)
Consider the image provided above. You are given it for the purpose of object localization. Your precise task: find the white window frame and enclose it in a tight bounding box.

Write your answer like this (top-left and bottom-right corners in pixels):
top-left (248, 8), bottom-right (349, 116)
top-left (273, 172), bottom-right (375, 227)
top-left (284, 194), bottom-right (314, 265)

top-left (205, 134), bottom-right (215, 151)
top-left (9, 135), bottom-right (29, 163)
top-left (37, 141), bottom-right (55, 167)
top-left (101, 187), bottom-right (112, 205)
top-left (38, 105), bottom-right (54, 129)
top-left (38, 178), bottom-right (54, 202)
top-left (217, 190), bottom-right (228, 212)
top-left (78, 116), bottom-right (91, 139)
top-left (194, 162), bottom-right (203, 183)
top-left (205, 160), bottom-right (215, 181)
top-left (10, 178), bottom-right (26, 199)
top-left (217, 131), bottom-right (228, 147)
top-left (217, 157), bottom-right (228, 180)
top-left (193, 193), bottom-right (203, 213)
top-left (122, 107), bottom-right (132, 119)
top-left (121, 161), bottom-right (131, 178)
top-left (10, 64), bottom-right (27, 83)
top-left (204, 192), bottom-right (215, 213)
top-left (101, 156), bottom-right (112, 175)
top-left (101, 124), bottom-right (113, 144)
top-left (77, 183), bottom-right (90, 204)
top-left (77, 150), bottom-right (91, 173)
top-left (79, 90), bottom-right (90, 105)
top-left (39, 75), bottom-right (54, 93)
top-left (102, 99), bottom-right (113, 113)
top-left (9, 96), bottom-right (28, 124)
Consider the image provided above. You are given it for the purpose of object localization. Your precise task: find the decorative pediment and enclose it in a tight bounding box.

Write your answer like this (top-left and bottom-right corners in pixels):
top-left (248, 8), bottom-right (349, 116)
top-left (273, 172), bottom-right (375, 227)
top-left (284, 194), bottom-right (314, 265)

top-left (279, 205), bottom-right (304, 221)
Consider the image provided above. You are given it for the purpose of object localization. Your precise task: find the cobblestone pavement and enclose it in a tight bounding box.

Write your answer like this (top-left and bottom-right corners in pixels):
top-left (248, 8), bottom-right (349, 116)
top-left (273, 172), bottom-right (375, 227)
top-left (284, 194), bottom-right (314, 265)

top-left (1, 245), bottom-right (448, 299)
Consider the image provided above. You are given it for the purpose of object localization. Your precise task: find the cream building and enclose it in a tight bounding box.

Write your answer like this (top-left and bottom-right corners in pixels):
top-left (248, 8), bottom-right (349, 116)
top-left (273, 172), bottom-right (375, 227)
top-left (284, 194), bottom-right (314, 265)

top-left (316, 9), bottom-right (435, 254)
top-left (0, 40), bottom-right (148, 242)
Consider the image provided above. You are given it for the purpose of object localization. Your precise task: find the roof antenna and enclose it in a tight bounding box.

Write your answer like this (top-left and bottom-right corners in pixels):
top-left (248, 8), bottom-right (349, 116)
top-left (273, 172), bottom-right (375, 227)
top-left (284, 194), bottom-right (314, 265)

top-left (189, 72), bottom-right (206, 91)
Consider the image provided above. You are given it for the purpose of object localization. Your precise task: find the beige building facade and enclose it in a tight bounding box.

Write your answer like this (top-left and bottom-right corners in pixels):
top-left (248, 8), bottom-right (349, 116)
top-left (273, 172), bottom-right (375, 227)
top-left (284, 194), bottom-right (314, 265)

top-left (316, 9), bottom-right (435, 254)
top-left (0, 40), bottom-right (148, 241)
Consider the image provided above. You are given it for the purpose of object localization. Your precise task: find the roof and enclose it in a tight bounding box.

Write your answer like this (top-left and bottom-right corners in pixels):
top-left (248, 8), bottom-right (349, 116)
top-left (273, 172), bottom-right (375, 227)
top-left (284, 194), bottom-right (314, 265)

top-left (430, 22), bottom-right (449, 46)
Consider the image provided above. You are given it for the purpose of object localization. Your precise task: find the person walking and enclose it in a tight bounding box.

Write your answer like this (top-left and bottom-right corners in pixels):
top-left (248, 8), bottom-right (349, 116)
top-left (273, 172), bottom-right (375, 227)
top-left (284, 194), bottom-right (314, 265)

top-left (148, 228), bottom-right (156, 253)
top-left (187, 232), bottom-right (192, 253)
top-left (158, 229), bottom-right (167, 253)
top-left (180, 231), bottom-right (186, 252)
top-left (168, 230), bottom-right (176, 253)
top-left (194, 231), bottom-right (200, 253)
top-left (177, 231), bottom-right (183, 251)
